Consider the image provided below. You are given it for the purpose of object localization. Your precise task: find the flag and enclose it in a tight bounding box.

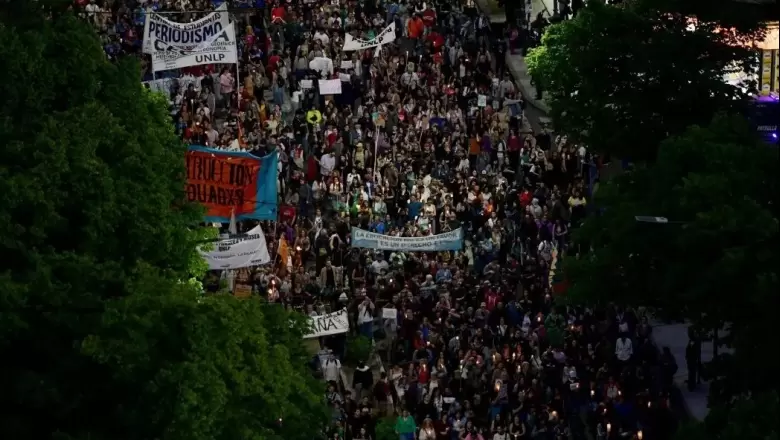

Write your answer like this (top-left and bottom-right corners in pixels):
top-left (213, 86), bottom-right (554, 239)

top-left (277, 235), bottom-right (290, 268)
top-left (228, 208), bottom-right (238, 235)
top-left (237, 121), bottom-right (247, 148)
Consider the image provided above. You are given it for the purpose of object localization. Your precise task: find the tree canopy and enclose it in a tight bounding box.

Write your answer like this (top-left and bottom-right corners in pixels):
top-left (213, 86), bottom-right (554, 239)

top-left (674, 392), bottom-right (780, 440)
top-left (0, 4), bottom-right (327, 439)
top-left (526, 0), bottom-right (766, 162)
top-left (531, 6), bottom-right (777, 435)
top-left (563, 115), bottom-right (778, 402)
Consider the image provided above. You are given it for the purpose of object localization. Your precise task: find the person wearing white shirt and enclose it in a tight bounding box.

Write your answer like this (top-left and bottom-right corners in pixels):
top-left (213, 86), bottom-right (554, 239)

top-left (313, 31), bottom-right (330, 46)
top-left (401, 71), bottom-right (419, 87)
top-left (322, 354), bottom-right (342, 383)
top-left (320, 153), bottom-right (336, 177)
top-left (357, 296), bottom-right (375, 338)
top-left (85, 0), bottom-right (99, 21)
top-left (615, 335), bottom-right (633, 363)
top-left (371, 255), bottom-right (389, 274)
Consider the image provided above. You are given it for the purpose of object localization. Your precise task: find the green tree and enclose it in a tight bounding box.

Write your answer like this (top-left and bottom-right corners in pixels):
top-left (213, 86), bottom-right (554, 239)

top-left (82, 285), bottom-right (328, 440)
top-left (526, 0), bottom-right (765, 161)
top-left (563, 115), bottom-right (779, 403)
top-left (675, 392), bottom-right (780, 440)
top-left (0, 3), bottom-right (328, 439)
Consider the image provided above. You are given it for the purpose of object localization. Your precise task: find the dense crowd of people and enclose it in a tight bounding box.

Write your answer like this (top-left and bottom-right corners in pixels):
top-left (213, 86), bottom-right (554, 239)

top-left (75, 0), bottom-right (680, 439)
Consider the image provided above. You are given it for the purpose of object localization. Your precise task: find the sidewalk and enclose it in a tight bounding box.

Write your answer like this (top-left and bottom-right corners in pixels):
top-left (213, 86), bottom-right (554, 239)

top-left (650, 322), bottom-right (716, 421)
top-left (505, 52), bottom-right (551, 114)
top-left (472, 0), bottom-right (507, 23)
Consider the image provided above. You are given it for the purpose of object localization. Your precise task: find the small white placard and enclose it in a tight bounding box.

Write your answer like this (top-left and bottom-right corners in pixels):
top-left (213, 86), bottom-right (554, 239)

top-left (318, 79), bottom-right (342, 95)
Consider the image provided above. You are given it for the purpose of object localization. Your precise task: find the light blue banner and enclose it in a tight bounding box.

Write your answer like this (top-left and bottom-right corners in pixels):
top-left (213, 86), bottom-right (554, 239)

top-left (350, 228), bottom-right (464, 252)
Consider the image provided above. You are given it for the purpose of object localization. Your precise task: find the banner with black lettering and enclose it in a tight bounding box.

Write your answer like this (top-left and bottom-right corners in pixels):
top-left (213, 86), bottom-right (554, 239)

top-left (200, 225), bottom-right (271, 270)
top-left (186, 146), bottom-right (278, 222)
top-left (304, 309), bottom-right (350, 338)
top-left (143, 4), bottom-right (237, 72)
top-left (342, 22), bottom-right (396, 52)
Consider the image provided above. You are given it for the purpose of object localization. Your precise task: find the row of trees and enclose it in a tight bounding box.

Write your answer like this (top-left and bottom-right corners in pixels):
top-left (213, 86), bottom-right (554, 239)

top-left (0, 2), bottom-right (329, 439)
top-left (527, 0), bottom-right (778, 439)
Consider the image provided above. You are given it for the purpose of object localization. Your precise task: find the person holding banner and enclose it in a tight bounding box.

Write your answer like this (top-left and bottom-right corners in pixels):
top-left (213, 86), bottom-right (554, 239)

top-left (68, 0), bottom-right (658, 438)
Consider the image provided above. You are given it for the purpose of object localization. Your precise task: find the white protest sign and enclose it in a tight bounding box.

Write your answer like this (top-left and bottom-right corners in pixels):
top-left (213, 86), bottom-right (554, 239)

top-left (382, 308), bottom-right (397, 319)
top-left (343, 22), bottom-right (396, 52)
top-left (300, 79), bottom-right (314, 89)
top-left (478, 95), bottom-right (487, 107)
top-left (319, 79), bottom-right (342, 95)
top-left (199, 225), bottom-right (271, 270)
top-left (340, 60), bottom-right (354, 69)
top-left (304, 309), bottom-right (350, 338)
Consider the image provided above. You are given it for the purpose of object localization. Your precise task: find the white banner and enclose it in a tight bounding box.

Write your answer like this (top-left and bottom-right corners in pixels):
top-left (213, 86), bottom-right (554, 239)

top-left (304, 309), bottom-right (350, 338)
top-left (143, 4), bottom-right (227, 53)
top-left (318, 79), bottom-right (342, 95)
top-left (309, 57), bottom-right (334, 75)
top-left (343, 22), bottom-right (396, 52)
top-left (200, 225), bottom-right (271, 270)
top-left (143, 5), bottom-right (237, 72)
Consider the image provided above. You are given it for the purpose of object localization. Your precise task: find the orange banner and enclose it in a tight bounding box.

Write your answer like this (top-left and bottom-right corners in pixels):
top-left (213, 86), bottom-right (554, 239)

top-left (186, 149), bottom-right (261, 219)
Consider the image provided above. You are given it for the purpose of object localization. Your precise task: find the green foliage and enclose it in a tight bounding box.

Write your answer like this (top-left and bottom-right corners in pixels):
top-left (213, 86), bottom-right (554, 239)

top-left (345, 334), bottom-right (373, 365)
top-left (191, 226), bottom-right (220, 279)
top-left (675, 392), bottom-right (780, 440)
top-left (83, 290), bottom-right (328, 440)
top-left (526, 1), bottom-right (764, 161)
top-left (0, 4), bottom-right (328, 439)
top-left (563, 115), bottom-right (779, 403)
top-left (376, 417), bottom-right (398, 440)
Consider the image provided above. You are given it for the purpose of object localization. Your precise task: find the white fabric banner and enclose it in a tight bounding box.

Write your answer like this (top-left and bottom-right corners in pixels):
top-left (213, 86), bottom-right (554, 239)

top-left (318, 79), bottom-right (342, 95)
top-left (143, 3), bottom-right (228, 54)
top-left (200, 225), bottom-right (271, 270)
top-left (309, 57), bottom-right (334, 75)
top-left (343, 22), bottom-right (396, 52)
top-left (143, 5), bottom-right (237, 72)
top-left (152, 23), bottom-right (237, 72)
top-left (304, 309), bottom-right (350, 338)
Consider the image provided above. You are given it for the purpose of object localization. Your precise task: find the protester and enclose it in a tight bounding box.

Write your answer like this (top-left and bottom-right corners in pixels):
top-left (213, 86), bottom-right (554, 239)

top-left (74, 0), bottom-right (678, 439)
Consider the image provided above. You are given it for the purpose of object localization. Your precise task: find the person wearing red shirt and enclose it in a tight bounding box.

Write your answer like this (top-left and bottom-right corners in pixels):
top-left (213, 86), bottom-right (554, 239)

top-left (326, 128), bottom-right (338, 148)
top-left (422, 8), bottom-right (437, 27)
top-left (426, 31), bottom-right (444, 50)
top-left (407, 15), bottom-right (424, 39)
top-left (417, 360), bottom-right (430, 385)
top-left (267, 52), bottom-right (281, 76)
top-left (508, 130), bottom-right (522, 169)
top-left (519, 188), bottom-right (533, 209)
top-left (271, 5), bottom-right (286, 23)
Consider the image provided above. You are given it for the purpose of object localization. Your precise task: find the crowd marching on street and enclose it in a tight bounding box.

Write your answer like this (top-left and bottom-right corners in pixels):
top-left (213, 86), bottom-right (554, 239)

top-left (77, 0), bottom-right (682, 439)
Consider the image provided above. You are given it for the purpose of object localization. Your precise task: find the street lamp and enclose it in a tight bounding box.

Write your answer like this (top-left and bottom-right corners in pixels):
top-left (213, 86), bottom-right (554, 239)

top-left (634, 216), bottom-right (687, 225)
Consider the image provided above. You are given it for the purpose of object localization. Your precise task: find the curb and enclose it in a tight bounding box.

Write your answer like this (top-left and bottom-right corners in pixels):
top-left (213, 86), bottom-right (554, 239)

top-left (505, 53), bottom-right (552, 114)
